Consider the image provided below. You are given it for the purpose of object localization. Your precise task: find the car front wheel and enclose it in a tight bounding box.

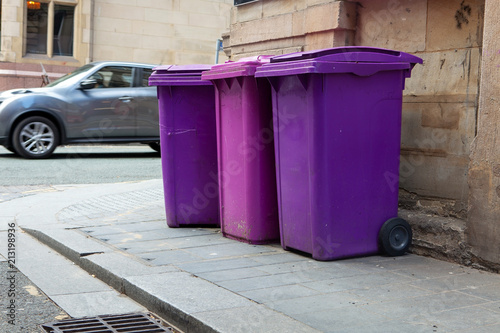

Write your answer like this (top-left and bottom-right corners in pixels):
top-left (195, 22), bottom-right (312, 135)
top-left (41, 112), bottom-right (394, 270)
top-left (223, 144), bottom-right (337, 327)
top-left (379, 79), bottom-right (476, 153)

top-left (12, 116), bottom-right (59, 159)
top-left (5, 146), bottom-right (17, 154)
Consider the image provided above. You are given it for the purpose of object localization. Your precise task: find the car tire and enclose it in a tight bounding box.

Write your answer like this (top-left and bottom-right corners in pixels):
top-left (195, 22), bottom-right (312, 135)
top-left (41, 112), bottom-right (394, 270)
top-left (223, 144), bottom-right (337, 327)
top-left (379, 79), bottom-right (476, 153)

top-left (378, 217), bottom-right (412, 257)
top-left (12, 116), bottom-right (59, 159)
top-left (5, 146), bottom-right (18, 154)
top-left (148, 142), bottom-right (161, 154)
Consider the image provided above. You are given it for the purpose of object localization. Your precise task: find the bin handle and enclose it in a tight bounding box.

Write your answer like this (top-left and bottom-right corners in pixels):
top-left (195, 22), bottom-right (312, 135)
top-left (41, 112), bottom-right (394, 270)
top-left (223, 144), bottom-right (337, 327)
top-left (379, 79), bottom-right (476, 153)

top-left (256, 55), bottom-right (274, 63)
top-left (316, 62), bottom-right (411, 76)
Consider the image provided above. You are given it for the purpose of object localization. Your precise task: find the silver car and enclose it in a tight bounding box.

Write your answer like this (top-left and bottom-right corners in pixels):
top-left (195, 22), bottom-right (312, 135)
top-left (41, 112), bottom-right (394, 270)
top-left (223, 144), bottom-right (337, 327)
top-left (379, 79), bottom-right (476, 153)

top-left (0, 61), bottom-right (160, 158)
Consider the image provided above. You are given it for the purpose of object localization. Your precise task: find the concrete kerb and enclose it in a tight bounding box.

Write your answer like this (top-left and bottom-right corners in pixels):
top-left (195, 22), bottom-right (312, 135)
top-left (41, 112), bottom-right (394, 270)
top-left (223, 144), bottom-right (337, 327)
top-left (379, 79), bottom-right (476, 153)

top-left (21, 227), bottom-right (123, 292)
top-left (21, 225), bottom-right (315, 333)
top-left (121, 276), bottom-right (219, 333)
top-left (22, 227), bottom-right (110, 262)
top-left (20, 226), bottom-right (214, 332)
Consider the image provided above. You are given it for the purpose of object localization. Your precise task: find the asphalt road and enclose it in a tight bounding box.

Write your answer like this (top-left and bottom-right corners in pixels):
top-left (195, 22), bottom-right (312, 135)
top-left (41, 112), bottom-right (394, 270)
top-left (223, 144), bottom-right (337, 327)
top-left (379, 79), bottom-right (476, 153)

top-left (1, 144), bottom-right (163, 332)
top-left (0, 144), bottom-right (162, 186)
top-left (0, 261), bottom-right (69, 333)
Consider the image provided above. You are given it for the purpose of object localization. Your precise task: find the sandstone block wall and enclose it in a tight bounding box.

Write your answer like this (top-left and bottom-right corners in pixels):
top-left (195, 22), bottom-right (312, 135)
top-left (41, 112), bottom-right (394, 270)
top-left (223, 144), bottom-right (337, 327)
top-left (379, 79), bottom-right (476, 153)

top-left (467, 0), bottom-right (500, 270)
top-left (225, 0), bottom-right (357, 58)
top-left (355, 0), bottom-right (483, 218)
top-left (92, 0), bottom-right (232, 65)
top-left (226, 0), bottom-right (484, 219)
top-left (0, 0), bottom-right (231, 72)
top-left (0, 0), bottom-right (232, 90)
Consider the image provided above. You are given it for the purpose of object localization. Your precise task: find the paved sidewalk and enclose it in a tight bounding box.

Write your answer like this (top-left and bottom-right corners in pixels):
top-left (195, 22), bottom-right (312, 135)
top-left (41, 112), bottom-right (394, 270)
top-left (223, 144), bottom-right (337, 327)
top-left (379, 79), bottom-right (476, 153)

top-left (2, 179), bottom-right (500, 332)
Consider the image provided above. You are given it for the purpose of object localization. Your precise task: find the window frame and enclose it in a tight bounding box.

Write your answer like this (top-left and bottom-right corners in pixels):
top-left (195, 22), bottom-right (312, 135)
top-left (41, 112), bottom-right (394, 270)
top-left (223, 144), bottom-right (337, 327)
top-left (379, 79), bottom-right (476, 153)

top-left (24, 0), bottom-right (78, 59)
top-left (234, 0), bottom-right (258, 6)
top-left (136, 67), bottom-right (154, 88)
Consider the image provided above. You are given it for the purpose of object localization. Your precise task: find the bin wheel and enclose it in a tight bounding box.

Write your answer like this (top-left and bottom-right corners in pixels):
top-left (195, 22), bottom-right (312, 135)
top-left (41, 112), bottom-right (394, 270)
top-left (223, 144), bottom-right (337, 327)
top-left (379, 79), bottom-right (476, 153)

top-left (379, 218), bottom-right (412, 256)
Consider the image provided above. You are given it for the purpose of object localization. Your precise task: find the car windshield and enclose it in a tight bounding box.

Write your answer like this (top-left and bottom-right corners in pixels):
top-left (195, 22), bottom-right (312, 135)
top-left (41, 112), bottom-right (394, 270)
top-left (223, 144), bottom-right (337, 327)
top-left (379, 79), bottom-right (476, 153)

top-left (46, 64), bottom-right (95, 87)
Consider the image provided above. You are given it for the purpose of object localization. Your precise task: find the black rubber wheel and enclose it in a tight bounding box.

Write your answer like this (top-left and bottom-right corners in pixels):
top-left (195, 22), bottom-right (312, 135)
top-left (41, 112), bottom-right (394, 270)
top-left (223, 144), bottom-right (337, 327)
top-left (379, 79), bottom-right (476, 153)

top-left (379, 217), bottom-right (412, 256)
top-left (148, 142), bottom-right (161, 154)
top-left (12, 116), bottom-right (59, 159)
top-left (5, 146), bottom-right (17, 154)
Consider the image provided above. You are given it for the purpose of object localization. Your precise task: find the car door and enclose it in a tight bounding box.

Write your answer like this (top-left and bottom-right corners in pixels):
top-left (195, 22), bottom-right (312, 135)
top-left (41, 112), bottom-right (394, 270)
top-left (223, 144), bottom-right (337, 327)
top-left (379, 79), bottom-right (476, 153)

top-left (133, 67), bottom-right (160, 137)
top-left (65, 65), bottom-right (137, 140)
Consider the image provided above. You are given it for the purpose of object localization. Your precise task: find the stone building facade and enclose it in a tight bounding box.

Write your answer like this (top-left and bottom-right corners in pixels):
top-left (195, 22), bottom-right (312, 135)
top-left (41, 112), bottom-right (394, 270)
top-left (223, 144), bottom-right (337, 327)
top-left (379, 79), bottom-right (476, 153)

top-left (2, 0), bottom-right (499, 270)
top-left (225, 0), bottom-right (500, 271)
top-left (0, 0), bottom-right (231, 89)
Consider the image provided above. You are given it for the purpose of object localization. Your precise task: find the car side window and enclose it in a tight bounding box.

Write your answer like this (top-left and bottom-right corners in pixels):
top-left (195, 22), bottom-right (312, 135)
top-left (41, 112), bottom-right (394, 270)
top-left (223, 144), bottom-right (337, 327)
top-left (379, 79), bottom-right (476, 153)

top-left (141, 68), bottom-right (153, 87)
top-left (89, 66), bottom-right (133, 88)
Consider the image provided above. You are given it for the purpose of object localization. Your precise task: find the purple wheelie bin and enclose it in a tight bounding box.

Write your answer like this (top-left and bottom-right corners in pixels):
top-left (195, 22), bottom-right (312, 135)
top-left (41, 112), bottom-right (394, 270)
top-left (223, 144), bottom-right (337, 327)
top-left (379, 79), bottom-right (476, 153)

top-left (201, 56), bottom-right (279, 244)
top-left (149, 65), bottom-right (219, 227)
top-left (255, 47), bottom-right (422, 260)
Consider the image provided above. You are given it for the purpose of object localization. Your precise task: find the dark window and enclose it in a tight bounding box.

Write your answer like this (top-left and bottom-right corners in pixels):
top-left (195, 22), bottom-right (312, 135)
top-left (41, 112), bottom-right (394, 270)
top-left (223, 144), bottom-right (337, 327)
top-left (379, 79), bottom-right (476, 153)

top-left (26, 2), bottom-right (49, 54)
top-left (53, 5), bottom-right (74, 56)
top-left (141, 68), bottom-right (153, 87)
top-left (26, 2), bottom-right (75, 57)
top-left (89, 67), bottom-right (133, 89)
top-left (0, 1), bottom-right (2, 39)
top-left (234, 0), bottom-right (258, 6)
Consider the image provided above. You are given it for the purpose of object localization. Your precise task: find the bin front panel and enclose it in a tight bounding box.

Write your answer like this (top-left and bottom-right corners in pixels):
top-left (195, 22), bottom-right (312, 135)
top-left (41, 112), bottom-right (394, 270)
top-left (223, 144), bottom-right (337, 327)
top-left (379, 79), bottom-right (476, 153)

top-left (215, 76), bottom-right (279, 244)
top-left (272, 70), bottom-right (404, 260)
top-left (312, 71), bottom-right (402, 260)
top-left (159, 84), bottom-right (219, 227)
top-left (272, 74), bottom-right (316, 254)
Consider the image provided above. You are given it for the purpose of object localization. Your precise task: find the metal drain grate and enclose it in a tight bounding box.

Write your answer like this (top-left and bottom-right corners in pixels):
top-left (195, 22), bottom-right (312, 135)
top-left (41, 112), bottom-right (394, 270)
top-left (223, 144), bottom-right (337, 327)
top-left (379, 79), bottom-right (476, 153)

top-left (40, 312), bottom-right (175, 333)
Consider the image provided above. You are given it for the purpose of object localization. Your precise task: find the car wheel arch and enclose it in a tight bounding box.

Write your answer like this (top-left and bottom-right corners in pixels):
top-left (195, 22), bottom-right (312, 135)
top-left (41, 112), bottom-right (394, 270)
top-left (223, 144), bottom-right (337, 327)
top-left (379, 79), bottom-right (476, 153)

top-left (9, 110), bottom-right (66, 146)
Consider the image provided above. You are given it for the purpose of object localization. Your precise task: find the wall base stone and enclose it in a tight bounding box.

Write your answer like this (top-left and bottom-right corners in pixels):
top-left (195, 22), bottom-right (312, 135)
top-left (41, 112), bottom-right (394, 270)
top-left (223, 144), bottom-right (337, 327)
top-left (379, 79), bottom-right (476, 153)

top-left (402, 209), bottom-right (499, 273)
top-left (0, 62), bottom-right (76, 91)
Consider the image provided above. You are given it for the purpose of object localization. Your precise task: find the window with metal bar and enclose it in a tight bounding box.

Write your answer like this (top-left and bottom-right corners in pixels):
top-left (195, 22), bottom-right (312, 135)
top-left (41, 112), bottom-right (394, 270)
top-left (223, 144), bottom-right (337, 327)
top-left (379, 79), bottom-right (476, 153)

top-left (25, 1), bottom-right (75, 57)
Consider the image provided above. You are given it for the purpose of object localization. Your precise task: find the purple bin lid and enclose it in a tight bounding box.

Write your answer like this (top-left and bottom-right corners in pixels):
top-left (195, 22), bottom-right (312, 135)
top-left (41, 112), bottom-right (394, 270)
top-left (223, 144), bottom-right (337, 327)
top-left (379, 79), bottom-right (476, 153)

top-left (201, 55), bottom-right (274, 81)
top-left (149, 64), bottom-right (213, 86)
top-left (255, 46), bottom-right (423, 78)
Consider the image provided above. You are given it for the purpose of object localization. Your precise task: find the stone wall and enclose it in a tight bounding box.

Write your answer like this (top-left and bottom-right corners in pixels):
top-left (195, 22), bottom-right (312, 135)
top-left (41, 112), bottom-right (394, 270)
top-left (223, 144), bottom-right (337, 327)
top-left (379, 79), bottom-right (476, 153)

top-left (0, 0), bottom-right (86, 65)
top-left (467, 0), bottom-right (500, 271)
top-left (0, 0), bottom-right (232, 90)
top-left (225, 0), bottom-right (484, 219)
top-left (355, 0), bottom-right (483, 219)
top-left (0, 0), bottom-right (24, 63)
top-left (224, 0), bottom-right (357, 58)
top-left (0, 62), bottom-right (74, 90)
top-left (91, 0), bottom-right (232, 65)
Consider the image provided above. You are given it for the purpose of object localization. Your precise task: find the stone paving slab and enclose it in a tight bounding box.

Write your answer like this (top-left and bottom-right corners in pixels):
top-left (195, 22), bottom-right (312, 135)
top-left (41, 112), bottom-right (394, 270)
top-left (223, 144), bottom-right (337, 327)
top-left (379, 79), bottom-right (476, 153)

top-left (114, 239), bottom-right (179, 254)
top-left (0, 185), bottom-right (60, 203)
top-left (19, 223), bottom-right (312, 332)
top-left (81, 220), bottom-right (167, 236)
top-left (193, 305), bottom-right (320, 333)
top-left (49, 291), bottom-right (145, 319)
top-left (4, 180), bottom-right (500, 332)
top-left (24, 220), bottom-right (500, 333)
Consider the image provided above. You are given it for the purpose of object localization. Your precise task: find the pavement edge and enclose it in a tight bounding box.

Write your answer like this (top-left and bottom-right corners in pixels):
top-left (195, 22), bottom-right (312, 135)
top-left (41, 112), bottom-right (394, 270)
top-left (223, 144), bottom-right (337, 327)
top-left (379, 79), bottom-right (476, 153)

top-left (22, 227), bottom-right (218, 333)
